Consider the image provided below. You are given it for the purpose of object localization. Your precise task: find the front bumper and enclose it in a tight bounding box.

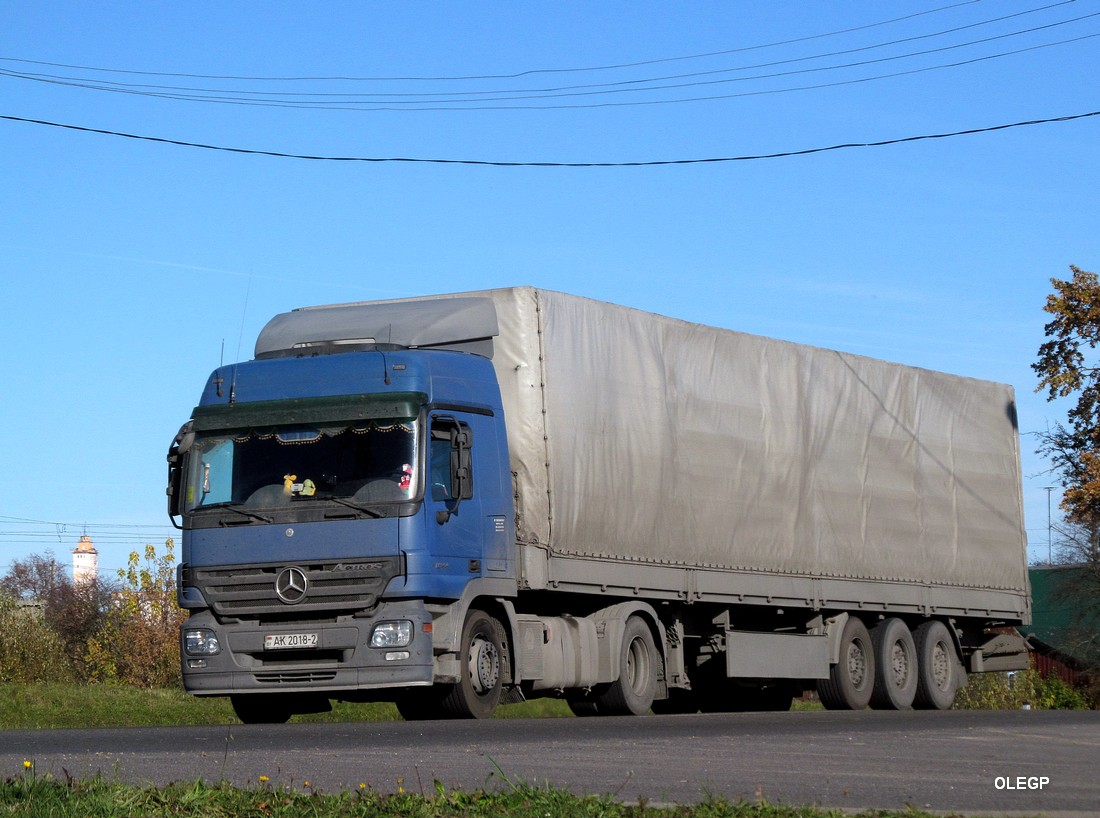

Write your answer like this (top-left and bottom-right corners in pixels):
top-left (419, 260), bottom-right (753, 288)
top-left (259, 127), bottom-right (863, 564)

top-left (181, 599), bottom-right (432, 696)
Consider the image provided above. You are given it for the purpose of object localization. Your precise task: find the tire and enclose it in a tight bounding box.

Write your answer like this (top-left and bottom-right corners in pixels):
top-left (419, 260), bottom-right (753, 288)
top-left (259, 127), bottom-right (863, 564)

top-left (817, 616), bottom-right (876, 710)
top-left (870, 618), bottom-right (918, 710)
top-left (596, 616), bottom-right (658, 716)
top-left (231, 694), bottom-right (292, 724)
top-left (913, 620), bottom-right (960, 710)
top-left (439, 609), bottom-right (506, 719)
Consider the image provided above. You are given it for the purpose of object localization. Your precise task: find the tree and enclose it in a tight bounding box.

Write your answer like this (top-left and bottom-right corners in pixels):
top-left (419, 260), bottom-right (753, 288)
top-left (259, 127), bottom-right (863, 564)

top-left (0, 594), bottom-right (74, 684)
top-left (85, 539), bottom-right (187, 688)
top-left (0, 552), bottom-right (116, 678)
top-left (1034, 266), bottom-right (1100, 524)
top-left (0, 552), bottom-right (70, 605)
top-left (1035, 266), bottom-right (1100, 704)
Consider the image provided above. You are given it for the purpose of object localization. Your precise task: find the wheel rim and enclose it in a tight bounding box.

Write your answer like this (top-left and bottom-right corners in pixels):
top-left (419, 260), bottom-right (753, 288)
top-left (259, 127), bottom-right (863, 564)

top-left (890, 641), bottom-right (912, 689)
top-left (468, 635), bottom-right (500, 695)
top-left (847, 639), bottom-right (868, 688)
top-left (930, 641), bottom-right (950, 691)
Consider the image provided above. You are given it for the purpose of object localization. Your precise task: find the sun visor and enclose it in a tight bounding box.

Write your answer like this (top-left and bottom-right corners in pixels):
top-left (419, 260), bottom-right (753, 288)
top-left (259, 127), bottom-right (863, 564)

top-left (255, 296), bottom-right (499, 359)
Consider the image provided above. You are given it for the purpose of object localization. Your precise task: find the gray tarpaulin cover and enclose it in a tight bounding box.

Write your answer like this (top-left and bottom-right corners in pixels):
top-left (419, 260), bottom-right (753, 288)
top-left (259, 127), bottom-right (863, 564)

top-left (267, 287), bottom-right (1029, 593)
top-left (476, 287), bottom-right (1024, 593)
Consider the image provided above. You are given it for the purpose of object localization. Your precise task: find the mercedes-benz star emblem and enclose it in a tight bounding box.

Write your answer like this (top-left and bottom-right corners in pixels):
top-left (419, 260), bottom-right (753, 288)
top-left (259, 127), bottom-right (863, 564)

top-left (274, 566), bottom-right (308, 605)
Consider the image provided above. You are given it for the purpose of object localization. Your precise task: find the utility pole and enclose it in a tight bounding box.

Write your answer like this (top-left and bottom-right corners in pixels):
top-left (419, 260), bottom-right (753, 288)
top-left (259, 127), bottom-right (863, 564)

top-left (1045, 486), bottom-right (1055, 565)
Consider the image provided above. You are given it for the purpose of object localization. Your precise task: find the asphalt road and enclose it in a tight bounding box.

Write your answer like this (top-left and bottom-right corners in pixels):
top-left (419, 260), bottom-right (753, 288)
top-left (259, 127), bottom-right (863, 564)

top-left (4, 710), bottom-right (1099, 814)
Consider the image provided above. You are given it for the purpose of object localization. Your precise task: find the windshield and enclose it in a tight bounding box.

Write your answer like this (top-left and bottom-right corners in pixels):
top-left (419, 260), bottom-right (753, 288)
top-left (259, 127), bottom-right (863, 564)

top-left (184, 418), bottom-right (418, 513)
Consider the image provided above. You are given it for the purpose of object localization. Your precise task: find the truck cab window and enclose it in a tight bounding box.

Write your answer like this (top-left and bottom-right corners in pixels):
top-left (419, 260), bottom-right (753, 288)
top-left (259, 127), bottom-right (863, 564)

top-left (185, 418), bottom-right (418, 512)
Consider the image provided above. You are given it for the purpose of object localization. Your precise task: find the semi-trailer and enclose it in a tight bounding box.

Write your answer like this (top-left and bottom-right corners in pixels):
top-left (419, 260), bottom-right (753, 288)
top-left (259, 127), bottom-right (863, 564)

top-left (169, 286), bottom-right (1030, 722)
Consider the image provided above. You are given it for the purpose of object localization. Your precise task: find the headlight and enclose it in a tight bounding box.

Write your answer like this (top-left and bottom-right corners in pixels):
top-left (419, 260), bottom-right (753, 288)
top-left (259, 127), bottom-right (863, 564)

top-left (370, 620), bottom-right (412, 648)
top-left (184, 628), bottom-right (221, 655)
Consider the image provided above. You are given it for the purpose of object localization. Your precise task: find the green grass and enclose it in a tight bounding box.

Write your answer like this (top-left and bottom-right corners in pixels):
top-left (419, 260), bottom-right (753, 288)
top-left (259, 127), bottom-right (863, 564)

top-left (0, 685), bottom-right (825, 730)
top-left (0, 772), bottom-right (960, 818)
top-left (0, 684), bottom-right (576, 729)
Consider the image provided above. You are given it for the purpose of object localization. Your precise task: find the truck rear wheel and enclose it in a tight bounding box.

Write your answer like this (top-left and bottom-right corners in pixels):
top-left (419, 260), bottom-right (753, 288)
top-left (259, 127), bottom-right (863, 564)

top-left (870, 618), bottom-right (917, 710)
top-left (597, 616), bottom-right (657, 716)
top-left (817, 616), bottom-right (876, 710)
top-left (912, 620), bottom-right (960, 710)
top-left (439, 609), bottom-right (506, 719)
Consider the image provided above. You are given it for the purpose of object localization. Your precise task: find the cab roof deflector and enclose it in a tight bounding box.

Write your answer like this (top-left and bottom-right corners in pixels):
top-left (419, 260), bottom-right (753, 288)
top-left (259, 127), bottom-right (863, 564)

top-left (255, 296), bottom-right (499, 360)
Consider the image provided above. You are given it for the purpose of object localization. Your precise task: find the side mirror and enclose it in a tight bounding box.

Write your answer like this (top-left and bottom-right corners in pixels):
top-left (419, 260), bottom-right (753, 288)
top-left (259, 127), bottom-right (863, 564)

top-left (449, 427), bottom-right (473, 500)
top-left (167, 422), bottom-right (194, 527)
top-left (434, 419), bottom-right (473, 525)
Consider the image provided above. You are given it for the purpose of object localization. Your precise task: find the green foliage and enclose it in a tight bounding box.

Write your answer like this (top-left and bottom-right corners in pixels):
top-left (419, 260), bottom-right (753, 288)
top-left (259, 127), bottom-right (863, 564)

top-left (85, 540), bottom-right (188, 689)
top-left (0, 596), bottom-right (74, 685)
top-left (1034, 266), bottom-right (1100, 523)
top-left (0, 541), bottom-right (188, 690)
top-left (0, 681), bottom-right (581, 729)
top-left (0, 771), bottom-right (949, 818)
top-left (953, 669), bottom-right (1090, 710)
top-left (0, 552), bottom-right (116, 681)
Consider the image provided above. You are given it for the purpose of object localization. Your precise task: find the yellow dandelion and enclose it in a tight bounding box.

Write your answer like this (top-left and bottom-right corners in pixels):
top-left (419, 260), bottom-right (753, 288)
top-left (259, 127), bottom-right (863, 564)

top-left (358, 783), bottom-right (367, 790)
top-left (303, 781), bottom-right (311, 788)
top-left (23, 761), bottom-right (32, 769)
top-left (259, 775), bottom-right (270, 783)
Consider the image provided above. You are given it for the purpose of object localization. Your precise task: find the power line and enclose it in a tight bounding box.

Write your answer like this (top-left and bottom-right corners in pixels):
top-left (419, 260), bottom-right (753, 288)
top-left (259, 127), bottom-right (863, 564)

top-left (4, 31), bottom-right (1094, 112)
top-left (0, 514), bottom-right (168, 530)
top-left (2, 110), bottom-right (1097, 166)
top-left (2, 8), bottom-right (1094, 110)
top-left (0, 0), bottom-right (991, 84)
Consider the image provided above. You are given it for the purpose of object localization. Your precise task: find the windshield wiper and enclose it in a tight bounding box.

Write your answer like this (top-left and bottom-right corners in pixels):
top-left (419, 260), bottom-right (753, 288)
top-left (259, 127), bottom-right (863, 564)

top-left (202, 502), bottom-right (274, 524)
top-left (324, 496), bottom-right (384, 519)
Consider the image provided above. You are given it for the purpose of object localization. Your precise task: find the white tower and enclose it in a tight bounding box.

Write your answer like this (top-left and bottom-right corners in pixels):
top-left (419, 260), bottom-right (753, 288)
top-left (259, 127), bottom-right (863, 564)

top-left (72, 535), bottom-right (99, 586)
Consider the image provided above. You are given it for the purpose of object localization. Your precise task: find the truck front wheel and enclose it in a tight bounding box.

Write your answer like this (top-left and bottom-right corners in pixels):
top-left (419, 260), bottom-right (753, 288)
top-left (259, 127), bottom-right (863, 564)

top-left (597, 616), bottom-right (658, 716)
top-left (818, 616), bottom-right (876, 710)
top-left (440, 609), bottom-right (506, 719)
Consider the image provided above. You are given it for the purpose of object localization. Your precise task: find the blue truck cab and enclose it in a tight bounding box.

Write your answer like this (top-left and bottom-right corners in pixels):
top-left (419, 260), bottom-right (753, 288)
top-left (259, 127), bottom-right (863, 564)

top-left (169, 298), bottom-right (517, 722)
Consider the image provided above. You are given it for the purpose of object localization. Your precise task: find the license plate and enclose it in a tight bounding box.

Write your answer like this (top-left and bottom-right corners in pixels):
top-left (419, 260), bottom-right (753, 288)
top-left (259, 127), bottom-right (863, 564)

top-left (264, 633), bottom-right (319, 650)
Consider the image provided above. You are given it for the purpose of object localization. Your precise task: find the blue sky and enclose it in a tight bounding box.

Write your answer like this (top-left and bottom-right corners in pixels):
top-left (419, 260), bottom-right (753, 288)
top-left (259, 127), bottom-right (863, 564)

top-left (1, 1), bottom-right (1098, 577)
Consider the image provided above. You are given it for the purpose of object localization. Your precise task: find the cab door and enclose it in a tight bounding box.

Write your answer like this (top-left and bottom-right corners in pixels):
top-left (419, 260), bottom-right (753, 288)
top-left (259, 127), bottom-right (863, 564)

top-left (429, 415), bottom-right (485, 572)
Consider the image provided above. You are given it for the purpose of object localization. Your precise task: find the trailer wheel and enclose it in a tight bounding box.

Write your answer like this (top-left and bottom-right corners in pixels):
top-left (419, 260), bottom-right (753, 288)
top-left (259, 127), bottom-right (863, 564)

top-left (231, 694), bottom-right (293, 725)
top-left (817, 616), bottom-right (875, 710)
top-left (870, 618), bottom-right (917, 710)
top-left (439, 609), bottom-right (506, 719)
top-left (913, 620), bottom-right (960, 710)
top-left (597, 616), bottom-right (657, 716)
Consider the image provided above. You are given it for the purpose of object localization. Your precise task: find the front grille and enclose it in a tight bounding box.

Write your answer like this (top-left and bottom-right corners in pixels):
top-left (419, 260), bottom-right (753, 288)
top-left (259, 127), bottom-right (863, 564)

top-left (254, 669), bottom-right (338, 684)
top-left (188, 557), bottom-right (401, 618)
